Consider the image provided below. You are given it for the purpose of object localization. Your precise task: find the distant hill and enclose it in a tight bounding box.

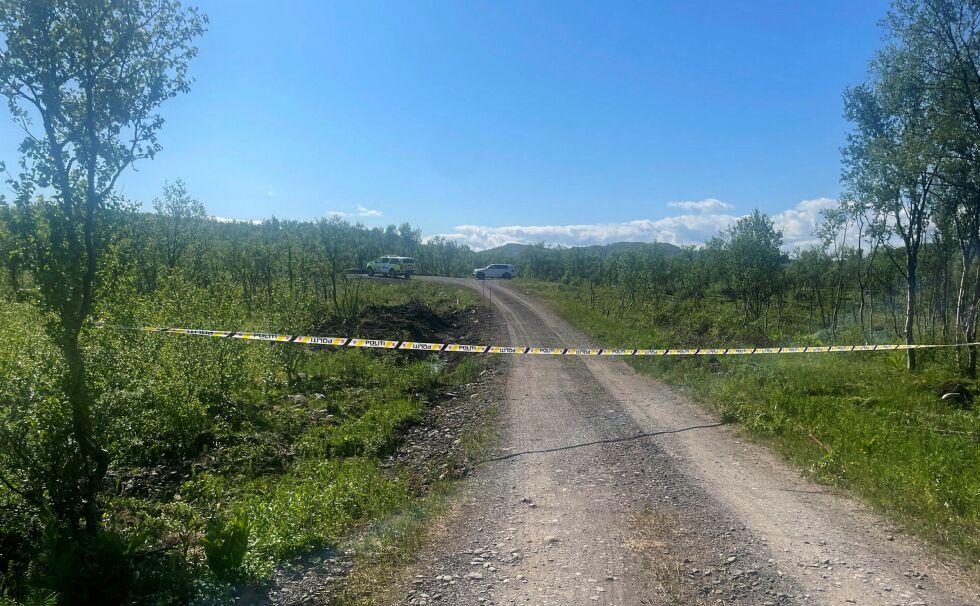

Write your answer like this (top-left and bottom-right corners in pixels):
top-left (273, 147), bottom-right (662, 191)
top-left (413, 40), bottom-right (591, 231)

top-left (479, 241), bottom-right (684, 259)
top-left (478, 242), bottom-right (532, 257)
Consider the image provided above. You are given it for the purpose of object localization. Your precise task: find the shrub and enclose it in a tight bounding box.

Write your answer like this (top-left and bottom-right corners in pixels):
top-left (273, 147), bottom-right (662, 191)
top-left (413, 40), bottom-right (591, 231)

top-left (201, 514), bottom-right (250, 582)
top-left (38, 530), bottom-right (133, 606)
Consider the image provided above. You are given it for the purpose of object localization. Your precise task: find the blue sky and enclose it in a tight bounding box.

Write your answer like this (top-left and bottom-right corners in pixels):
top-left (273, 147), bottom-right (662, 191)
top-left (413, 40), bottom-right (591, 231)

top-left (0, 0), bottom-right (890, 249)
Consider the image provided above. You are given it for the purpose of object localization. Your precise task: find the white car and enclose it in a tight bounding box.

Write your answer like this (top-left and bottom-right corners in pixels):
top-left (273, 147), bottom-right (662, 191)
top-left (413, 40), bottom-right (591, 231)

top-left (474, 264), bottom-right (517, 280)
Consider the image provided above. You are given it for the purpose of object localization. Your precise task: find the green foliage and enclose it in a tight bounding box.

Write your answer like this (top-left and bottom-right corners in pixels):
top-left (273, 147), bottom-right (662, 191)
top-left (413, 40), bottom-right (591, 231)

top-left (4, 0), bottom-right (980, 598)
top-left (1, 0), bottom-right (208, 555)
top-left (202, 514), bottom-right (250, 582)
top-left (719, 210), bottom-right (785, 320)
top-left (324, 398), bottom-right (419, 457)
top-left (444, 356), bottom-right (482, 386)
top-left (0, 255), bottom-right (476, 601)
top-left (0, 302), bottom-right (75, 538)
top-left (101, 498), bottom-right (203, 603)
top-left (0, 588), bottom-right (57, 606)
top-left (153, 180), bottom-right (208, 270)
top-left (37, 529), bottom-right (135, 606)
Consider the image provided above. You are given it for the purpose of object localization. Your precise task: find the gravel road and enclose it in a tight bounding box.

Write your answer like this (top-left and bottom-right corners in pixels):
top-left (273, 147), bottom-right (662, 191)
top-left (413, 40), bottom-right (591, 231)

top-left (397, 277), bottom-right (978, 606)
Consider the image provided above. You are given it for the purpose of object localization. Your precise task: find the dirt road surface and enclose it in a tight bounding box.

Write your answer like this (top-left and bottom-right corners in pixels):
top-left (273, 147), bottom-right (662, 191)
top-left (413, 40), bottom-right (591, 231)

top-left (394, 277), bottom-right (978, 606)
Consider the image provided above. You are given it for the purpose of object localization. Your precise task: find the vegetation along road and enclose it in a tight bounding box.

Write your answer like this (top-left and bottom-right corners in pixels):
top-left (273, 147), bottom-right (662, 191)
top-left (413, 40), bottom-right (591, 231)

top-left (399, 277), bottom-right (980, 606)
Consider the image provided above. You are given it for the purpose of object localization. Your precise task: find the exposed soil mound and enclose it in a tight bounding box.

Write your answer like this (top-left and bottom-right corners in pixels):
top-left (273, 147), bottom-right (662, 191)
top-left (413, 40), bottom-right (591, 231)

top-left (316, 299), bottom-right (486, 344)
top-left (355, 300), bottom-right (450, 341)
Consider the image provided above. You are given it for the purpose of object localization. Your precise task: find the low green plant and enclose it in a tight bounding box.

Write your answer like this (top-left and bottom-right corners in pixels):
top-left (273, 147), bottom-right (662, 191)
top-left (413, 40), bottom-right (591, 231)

top-left (201, 514), bottom-right (250, 582)
top-left (325, 398), bottom-right (420, 457)
top-left (38, 528), bottom-right (136, 606)
top-left (0, 589), bottom-right (57, 606)
top-left (190, 458), bottom-right (409, 577)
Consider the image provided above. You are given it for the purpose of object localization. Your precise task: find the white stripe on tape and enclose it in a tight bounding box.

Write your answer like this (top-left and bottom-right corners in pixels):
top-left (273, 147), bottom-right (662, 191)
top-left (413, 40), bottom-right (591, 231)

top-left (234, 332), bottom-right (292, 342)
top-left (487, 346), bottom-right (525, 354)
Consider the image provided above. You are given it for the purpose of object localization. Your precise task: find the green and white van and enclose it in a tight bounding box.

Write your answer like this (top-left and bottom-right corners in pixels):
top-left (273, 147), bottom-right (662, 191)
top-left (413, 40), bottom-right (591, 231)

top-left (367, 256), bottom-right (416, 278)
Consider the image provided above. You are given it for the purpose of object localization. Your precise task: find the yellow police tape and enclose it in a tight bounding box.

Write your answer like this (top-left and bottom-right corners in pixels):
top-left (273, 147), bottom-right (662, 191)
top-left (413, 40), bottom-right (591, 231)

top-left (96, 323), bottom-right (980, 356)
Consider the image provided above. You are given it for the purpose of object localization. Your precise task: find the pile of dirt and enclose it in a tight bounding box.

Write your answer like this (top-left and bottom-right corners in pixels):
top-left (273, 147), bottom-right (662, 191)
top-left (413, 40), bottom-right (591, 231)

top-left (355, 300), bottom-right (450, 341)
top-left (318, 299), bottom-right (488, 344)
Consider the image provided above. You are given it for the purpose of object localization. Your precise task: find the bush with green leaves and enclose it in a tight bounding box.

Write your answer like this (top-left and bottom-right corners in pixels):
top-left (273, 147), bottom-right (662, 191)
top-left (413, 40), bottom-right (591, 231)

top-left (201, 514), bottom-right (250, 582)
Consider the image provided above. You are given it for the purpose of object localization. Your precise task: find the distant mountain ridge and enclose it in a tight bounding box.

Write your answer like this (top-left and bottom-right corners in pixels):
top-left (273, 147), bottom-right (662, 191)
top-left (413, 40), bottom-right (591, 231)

top-left (478, 241), bottom-right (684, 258)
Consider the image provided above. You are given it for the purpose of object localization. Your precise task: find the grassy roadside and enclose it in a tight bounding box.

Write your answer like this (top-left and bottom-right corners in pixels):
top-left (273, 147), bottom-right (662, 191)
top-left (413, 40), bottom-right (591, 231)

top-left (0, 279), bottom-right (495, 604)
top-left (333, 400), bottom-right (500, 606)
top-left (518, 280), bottom-right (980, 569)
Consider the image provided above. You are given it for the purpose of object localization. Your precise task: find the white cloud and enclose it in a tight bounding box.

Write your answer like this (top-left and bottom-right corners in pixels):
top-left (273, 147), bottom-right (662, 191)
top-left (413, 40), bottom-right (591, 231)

top-left (667, 198), bottom-right (732, 212)
top-left (266, 187), bottom-right (278, 198)
top-left (772, 197), bottom-right (837, 250)
top-left (435, 198), bottom-right (838, 251)
top-left (318, 201), bottom-right (383, 220)
top-left (439, 214), bottom-right (739, 251)
top-left (211, 215), bottom-right (263, 225)
top-left (356, 204), bottom-right (383, 218)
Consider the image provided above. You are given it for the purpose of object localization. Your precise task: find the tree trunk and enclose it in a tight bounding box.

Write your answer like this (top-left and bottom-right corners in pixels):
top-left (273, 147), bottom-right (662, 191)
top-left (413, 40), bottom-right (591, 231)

top-left (63, 331), bottom-right (108, 536)
top-left (888, 291), bottom-right (901, 340)
top-left (832, 263), bottom-right (845, 338)
top-left (856, 247), bottom-right (867, 337)
top-left (816, 286), bottom-right (827, 329)
top-left (287, 244), bottom-right (294, 293)
top-left (905, 261), bottom-right (918, 371)
top-left (955, 248), bottom-right (975, 369)
top-left (868, 290), bottom-right (874, 341)
top-left (942, 254), bottom-right (951, 342)
top-left (966, 262), bottom-right (980, 377)
top-left (807, 286), bottom-right (814, 332)
top-left (7, 256), bottom-right (18, 292)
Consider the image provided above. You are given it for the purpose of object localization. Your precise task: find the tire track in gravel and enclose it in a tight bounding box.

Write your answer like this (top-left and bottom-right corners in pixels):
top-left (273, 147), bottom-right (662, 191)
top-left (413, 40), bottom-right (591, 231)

top-left (398, 277), bottom-right (978, 606)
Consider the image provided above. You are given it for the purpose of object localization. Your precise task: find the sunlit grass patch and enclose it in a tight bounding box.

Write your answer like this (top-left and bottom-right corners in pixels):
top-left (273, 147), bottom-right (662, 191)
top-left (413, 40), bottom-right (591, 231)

top-left (184, 457), bottom-right (408, 578)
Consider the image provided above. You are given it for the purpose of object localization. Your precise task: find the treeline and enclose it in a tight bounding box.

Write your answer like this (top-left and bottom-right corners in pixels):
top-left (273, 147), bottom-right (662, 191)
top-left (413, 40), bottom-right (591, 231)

top-left (3, 187), bottom-right (970, 370)
top-left (478, 212), bottom-right (965, 355)
top-left (2, 180), bottom-right (973, 368)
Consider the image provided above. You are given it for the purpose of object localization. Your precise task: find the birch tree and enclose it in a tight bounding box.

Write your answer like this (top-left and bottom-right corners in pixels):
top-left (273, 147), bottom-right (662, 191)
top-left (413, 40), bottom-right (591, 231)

top-left (0, 0), bottom-right (206, 537)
